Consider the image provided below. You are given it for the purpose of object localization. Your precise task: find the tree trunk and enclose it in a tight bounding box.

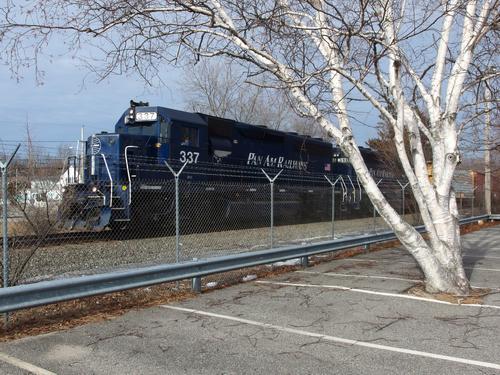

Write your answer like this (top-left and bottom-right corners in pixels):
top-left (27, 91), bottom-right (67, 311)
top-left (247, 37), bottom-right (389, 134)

top-left (342, 139), bottom-right (470, 295)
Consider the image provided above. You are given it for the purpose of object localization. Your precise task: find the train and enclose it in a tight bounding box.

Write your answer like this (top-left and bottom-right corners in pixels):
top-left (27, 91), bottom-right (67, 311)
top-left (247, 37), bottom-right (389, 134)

top-left (59, 100), bottom-right (390, 231)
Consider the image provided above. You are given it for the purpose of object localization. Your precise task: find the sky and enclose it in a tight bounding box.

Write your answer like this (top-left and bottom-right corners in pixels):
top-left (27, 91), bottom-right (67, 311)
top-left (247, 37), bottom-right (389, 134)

top-left (0, 42), bottom-right (379, 159)
top-left (0, 53), bottom-right (182, 157)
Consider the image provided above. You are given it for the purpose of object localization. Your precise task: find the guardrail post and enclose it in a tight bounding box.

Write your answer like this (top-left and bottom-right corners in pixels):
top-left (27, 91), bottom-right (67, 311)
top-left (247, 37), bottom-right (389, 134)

top-left (364, 244), bottom-right (370, 254)
top-left (1, 144), bottom-right (20, 326)
top-left (262, 169), bottom-right (283, 248)
top-left (324, 176), bottom-right (341, 239)
top-left (164, 161), bottom-right (188, 264)
top-left (192, 277), bottom-right (202, 293)
top-left (191, 258), bottom-right (202, 292)
top-left (300, 256), bottom-right (309, 267)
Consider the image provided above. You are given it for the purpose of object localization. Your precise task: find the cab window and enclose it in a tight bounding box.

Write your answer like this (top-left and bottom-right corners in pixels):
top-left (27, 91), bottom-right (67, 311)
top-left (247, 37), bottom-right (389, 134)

top-left (160, 120), bottom-right (170, 142)
top-left (180, 127), bottom-right (199, 147)
top-left (126, 123), bottom-right (157, 136)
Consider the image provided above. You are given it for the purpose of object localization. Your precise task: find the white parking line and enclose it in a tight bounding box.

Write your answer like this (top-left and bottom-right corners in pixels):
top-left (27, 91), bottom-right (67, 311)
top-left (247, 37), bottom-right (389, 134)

top-left (162, 305), bottom-right (500, 371)
top-left (385, 253), bottom-right (500, 261)
top-left (297, 270), bottom-right (422, 283)
top-left (464, 255), bottom-right (500, 259)
top-left (379, 254), bottom-right (500, 260)
top-left (0, 352), bottom-right (56, 375)
top-left (256, 280), bottom-right (500, 310)
top-left (345, 258), bottom-right (500, 272)
top-left (464, 249), bottom-right (500, 253)
top-left (347, 258), bottom-right (415, 264)
top-left (466, 267), bottom-right (500, 272)
top-left (296, 271), bottom-right (499, 290)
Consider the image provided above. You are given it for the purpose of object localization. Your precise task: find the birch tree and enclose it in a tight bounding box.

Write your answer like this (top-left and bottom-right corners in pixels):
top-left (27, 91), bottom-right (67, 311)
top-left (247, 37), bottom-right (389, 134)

top-left (1, 0), bottom-right (498, 294)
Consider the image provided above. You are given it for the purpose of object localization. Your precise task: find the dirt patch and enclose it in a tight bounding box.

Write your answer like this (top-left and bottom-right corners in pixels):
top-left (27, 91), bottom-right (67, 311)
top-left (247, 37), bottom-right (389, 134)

top-left (332, 247), bottom-right (366, 259)
top-left (460, 219), bottom-right (498, 234)
top-left (406, 284), bottom-right (492, 305)
top-left (330, 261), bottom-right (377, 272)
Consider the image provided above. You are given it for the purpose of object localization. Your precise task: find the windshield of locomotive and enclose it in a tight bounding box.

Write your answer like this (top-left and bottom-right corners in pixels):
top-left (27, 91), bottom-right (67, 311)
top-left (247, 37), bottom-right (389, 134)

top-left (125, 122), bottom-right (158, 136)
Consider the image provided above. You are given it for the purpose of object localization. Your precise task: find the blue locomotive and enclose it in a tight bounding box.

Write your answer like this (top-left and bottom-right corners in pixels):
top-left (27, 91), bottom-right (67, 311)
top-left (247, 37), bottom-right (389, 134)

top-left (61, 100), bottom-right (387, 231)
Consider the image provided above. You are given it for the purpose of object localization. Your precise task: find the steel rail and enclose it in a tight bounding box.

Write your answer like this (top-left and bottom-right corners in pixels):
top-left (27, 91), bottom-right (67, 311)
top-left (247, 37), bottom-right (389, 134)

top-left (0, 214), bottom-right (491, 313)
top-left (0, 231), bottom-right (104, 249)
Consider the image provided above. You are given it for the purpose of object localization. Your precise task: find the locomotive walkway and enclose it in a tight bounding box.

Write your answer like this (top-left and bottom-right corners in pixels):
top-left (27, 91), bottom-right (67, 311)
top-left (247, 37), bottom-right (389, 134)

top-left (0, 226), bottom-right (499, 374)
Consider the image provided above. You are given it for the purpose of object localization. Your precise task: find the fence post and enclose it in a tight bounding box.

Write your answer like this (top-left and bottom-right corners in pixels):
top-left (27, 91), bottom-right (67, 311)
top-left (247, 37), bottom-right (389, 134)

top-left (1, 145), bottom-right (20, 289)
top-left (261, 169), bottom-right (283, 248)
top-left (372, 179), bottom-right (383, 233)
top-left (1, 144), bottom-right (20, 326)
top-left (324, 175), bottom-right (341, 239)
top-left (397, 180), bottom-right (409, 217)
top-left (471, 187), bottom-right (478, 217)
top-left (164, 161), bottom-right (188, 264)
top-left (2, 169), bottom-right (7, 289)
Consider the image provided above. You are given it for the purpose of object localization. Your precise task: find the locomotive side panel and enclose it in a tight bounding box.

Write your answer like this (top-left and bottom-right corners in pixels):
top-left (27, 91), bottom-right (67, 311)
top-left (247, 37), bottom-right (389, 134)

top-left (202, 116), bottom-right (333, 175)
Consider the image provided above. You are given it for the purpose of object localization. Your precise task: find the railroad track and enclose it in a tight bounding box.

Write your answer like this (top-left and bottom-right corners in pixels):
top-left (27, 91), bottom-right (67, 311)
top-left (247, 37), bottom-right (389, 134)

top-left (1, 211), bottom-right (406, 250)
top-left (1, 224), bottom-right (220, 249)
top-left (1, 216), bottom-right (308, 249)
top-left (1, 231), bottom-right (108, 249)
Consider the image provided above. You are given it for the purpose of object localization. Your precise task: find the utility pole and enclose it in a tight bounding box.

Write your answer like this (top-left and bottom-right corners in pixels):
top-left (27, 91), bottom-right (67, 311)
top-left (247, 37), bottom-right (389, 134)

top-left (78, 125), bottom-right (85, 183)
top-left (484, 83), bottom-right (491, 215)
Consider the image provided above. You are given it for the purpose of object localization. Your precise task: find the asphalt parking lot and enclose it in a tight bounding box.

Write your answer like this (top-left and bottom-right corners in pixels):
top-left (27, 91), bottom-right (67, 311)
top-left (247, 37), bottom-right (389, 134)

top-left (0, 226), bottom-right (499, 374)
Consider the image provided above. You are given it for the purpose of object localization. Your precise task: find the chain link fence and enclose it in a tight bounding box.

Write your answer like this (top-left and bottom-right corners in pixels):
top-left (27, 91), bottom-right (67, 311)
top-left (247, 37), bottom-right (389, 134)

top-left (0, 157), bottom-right (494, 289)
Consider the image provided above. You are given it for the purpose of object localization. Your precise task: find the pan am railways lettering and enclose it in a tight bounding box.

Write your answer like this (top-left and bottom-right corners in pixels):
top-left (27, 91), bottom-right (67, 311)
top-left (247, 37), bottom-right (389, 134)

top-left (247, 153), bottom-right (308, 171)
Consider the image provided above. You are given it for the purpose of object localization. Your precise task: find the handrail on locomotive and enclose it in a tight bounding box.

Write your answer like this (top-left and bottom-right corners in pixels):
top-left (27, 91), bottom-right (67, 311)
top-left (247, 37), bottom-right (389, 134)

top-left (124, 145), bottom-right (139, 205)
top-left (100, 153), bottom-right (113, 208)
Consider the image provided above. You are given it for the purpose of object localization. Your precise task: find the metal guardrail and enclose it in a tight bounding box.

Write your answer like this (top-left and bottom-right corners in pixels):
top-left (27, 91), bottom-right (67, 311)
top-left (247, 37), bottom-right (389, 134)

top-left (0, 214), bottom-right (491, 313)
